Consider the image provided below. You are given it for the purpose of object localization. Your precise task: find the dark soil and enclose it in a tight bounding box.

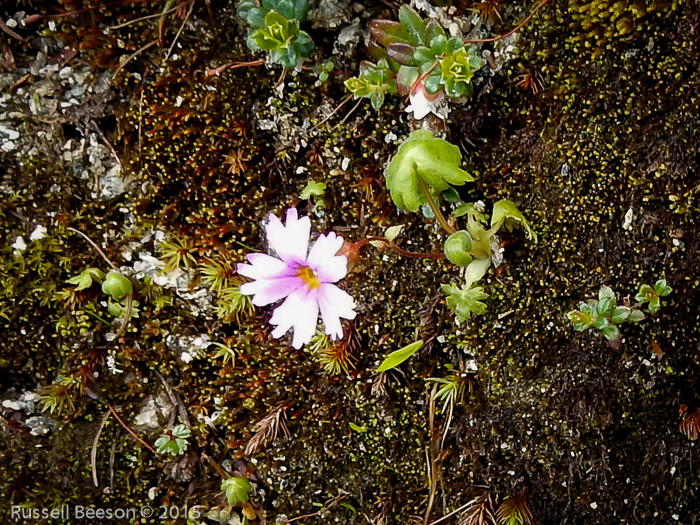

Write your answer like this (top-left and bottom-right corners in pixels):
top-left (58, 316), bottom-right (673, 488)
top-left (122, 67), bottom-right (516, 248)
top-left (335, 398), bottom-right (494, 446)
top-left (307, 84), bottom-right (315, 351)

top-left (2, 0), bottom-right (700, 524)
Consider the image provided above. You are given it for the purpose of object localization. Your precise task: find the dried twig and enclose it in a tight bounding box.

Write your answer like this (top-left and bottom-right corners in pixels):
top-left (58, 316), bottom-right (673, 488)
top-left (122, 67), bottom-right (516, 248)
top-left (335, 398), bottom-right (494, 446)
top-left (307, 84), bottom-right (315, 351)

top-left (165, 1), bottom-right (194, 61)
top-left (0, 18), bottom-right (26, 43)
top-left (112, 40), bottom-right (158, 81)
top-left (107, 402), bottom-right (156, 453)
top-left (244, 403), bottom-right (290, 455)
top-left (283, 494), bottom-right (346, 523)
top-left (91, 410), bottom-right (112, 487)
top-left (205, 59), bottom-right (265, 77)
top-left (463, 0), bottom-right (552, 44)
top-left (154, 370), bottom-right (192, 430)
top-left (108, 5), bottom-right (180, 30)
top-left (424, 384), bottom-right (440, 525)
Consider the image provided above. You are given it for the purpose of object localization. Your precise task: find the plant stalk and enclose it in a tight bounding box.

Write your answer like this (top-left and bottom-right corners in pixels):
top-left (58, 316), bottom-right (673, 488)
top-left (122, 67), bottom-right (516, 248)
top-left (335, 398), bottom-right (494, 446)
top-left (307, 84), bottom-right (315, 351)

top-left (416, 176), bottom-right (456, 235)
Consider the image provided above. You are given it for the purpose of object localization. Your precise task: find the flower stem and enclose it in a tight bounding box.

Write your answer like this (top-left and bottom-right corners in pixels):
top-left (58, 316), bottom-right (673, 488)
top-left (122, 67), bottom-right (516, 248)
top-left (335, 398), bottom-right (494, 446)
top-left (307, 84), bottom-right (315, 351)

top-left (416, 176), bottom-right (456, 235)
top-left (362, 237), bottom-right (445, 259)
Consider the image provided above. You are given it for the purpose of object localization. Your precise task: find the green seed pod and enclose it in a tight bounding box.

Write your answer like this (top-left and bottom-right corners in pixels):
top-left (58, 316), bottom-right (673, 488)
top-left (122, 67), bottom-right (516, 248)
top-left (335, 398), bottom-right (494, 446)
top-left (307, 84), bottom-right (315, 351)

top-left (101, 271), bottom-right (133, 300)
top-left (444, 230), bottom-right (473, 267)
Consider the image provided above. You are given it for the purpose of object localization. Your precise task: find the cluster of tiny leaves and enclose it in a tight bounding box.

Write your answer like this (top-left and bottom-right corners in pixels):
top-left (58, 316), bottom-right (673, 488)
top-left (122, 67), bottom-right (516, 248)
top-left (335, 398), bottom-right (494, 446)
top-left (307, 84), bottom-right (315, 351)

top-left (346, 6), bottom-right (483, 108)
top-left (635, 279), bottom-right (672, 315)
top-left (567, 286), bottom-right (645, 343)
top-left (154, 424), bottom-right (191, 456)
top-left (238, 0), bottom-right (314, 68)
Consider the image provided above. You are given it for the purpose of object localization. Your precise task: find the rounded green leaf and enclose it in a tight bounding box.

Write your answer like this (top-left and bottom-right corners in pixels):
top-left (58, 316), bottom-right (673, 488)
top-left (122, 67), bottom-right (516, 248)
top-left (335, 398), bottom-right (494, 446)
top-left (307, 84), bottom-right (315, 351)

top-left (102, 271), bottom-right (133, 300)
top-left (385, 131), bottom-right (474, 212)
top-left (444, 230), bottom-right (473, 267)
top-left (222, 477), bottom-right (252, 506)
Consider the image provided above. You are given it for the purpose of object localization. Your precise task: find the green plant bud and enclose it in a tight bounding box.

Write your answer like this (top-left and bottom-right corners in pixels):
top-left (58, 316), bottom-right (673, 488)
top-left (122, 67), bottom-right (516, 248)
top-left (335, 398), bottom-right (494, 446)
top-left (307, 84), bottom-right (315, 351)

top-left (444, 230), bottom-right (473, 267)
top-left (102, 271), bottom-right (133, 300)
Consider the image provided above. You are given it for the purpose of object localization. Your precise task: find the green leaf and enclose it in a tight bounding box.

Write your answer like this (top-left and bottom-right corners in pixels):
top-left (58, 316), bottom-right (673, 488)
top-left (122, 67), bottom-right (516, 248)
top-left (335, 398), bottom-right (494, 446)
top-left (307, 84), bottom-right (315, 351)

top-left (648, 297), bottom-right (660, 315)
top-left (107, 298), bottom-right (140, 319)
top-left (441, 187), bottom-right (460, 203)
top-left (596, 286), bottom-right (616, 315)
top-left (601, 324), bottom-right (620, 341)
top-left (396, 65), bottom-right (420, 95)
top-left (464, 257), bottom-right (491, 287)
top-left (387, 43), bottom-right (418, 66)
top-left (102, 271), bottom-right (133, 300)
top-left (299, 181), bottom-right (326, 200)
top-left (567, 309), bottom-right (594, 331)
top-left (654, 279), bottom-right (672, 296)
top-left (292, 0), bottom-right (310, 21)
top-left (369, 20), bottom-right (411, 48)
top-left (628, 310), bottom-right (645, 323)
top-left (155, 424), bottom-right (191, 456)
top-left (222, 477), bottom-right (252, 506)
top-left (635, 284), bottom-right (655, 303)
top-left (384, 225), bottom-right (404, 242)
top-left (490, 200), bottom-right (537, 242)
top-left (349, 422), bottom-right (367, 433)
top-left (398, 5), bottom-right (426, 46)
top-left (67, 267), bottom-right (105, 291)
top-left (442, 282), bottom-right (488, 322)
top-left (444, 230), bottom-right (473, 267)
top-left (376, 340), bottom-right (424, 373)
top-left (385, 131), bottom-right (474, 212)
top-left (453, 202), bottom-right (487, 222)
top-left (610, 306), bottom-right (631, 324)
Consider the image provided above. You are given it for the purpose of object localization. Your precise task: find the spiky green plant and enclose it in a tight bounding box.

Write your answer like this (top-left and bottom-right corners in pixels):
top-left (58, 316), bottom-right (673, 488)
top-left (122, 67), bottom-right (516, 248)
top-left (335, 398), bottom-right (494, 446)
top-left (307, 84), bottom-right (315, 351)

top-left (427, 373), bottom-right (468, 413)
top-left (216, 281), bottom-right (255, 323)
top-left (158, 236), bottom-right (198, 273)
top-left (210, 342), bottom-right (238, 366)
top-left (38, 375), bottom-right (81, 415)
top-left (495, 490), bottom-right (532, 525)
top-left (200, 256), bottom-right (237, 294)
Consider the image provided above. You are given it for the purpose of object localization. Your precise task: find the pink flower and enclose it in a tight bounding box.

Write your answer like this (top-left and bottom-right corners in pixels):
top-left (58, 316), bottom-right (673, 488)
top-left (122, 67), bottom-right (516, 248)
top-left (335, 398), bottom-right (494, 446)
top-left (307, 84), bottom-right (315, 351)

top-left (237, 209), bottom-right (357, 349)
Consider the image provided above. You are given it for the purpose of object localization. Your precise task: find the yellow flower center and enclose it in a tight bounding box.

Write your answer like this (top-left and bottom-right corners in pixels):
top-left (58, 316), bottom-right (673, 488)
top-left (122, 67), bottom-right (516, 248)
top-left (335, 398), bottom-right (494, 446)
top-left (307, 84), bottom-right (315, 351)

top-left (296, 265), bottom-right (320, 289)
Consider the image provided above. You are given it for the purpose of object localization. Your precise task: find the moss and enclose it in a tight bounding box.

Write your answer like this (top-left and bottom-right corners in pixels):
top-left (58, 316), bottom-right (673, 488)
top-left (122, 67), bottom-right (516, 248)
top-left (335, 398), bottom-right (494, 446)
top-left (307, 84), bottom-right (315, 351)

top-left (3, 0), bottom-right (700, 523)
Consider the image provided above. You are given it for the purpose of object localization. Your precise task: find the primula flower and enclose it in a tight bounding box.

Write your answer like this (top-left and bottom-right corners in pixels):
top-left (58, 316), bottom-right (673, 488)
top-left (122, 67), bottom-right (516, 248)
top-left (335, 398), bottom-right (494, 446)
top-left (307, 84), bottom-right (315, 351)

top-left (237, 209), bottom-right (357, 349)
top-left (405, 82), bottom-right (443, 120)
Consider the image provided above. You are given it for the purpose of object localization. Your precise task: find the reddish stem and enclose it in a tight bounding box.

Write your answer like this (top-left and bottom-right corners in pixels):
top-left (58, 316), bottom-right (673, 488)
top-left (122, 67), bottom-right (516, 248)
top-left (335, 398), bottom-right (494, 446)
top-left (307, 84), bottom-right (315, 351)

top-left (463, 0), bottom-right (553, 44)
top-left (359, 237), bottom-right (446, 260)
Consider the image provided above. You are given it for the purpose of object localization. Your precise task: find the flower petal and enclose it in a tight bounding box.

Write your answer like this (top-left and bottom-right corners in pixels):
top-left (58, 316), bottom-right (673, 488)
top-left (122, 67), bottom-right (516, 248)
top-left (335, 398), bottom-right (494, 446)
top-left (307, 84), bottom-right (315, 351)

top-left (239, 276), bottom-right (303, 306)
top-left (237, 253), bottom-right (289, 281)
top-left (317, 283), bottom-right (356, 340)
top-left (307, 232), bottom-right (347, 283)
top-left (269, 287), bottom-right (319, 348)
top-left (265, 208), bottom-right (311, 264)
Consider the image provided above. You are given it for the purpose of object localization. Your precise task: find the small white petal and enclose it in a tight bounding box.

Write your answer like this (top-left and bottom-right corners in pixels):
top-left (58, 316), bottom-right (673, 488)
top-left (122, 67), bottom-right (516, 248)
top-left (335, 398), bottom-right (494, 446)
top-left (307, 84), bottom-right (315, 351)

top-left (318, 284), bottom-right (356, 340)
top-left (30, 225), bottom-right (47, 241)
top-left (237, 253), bottom-right (289, 280)
top-left (270, 288), bottom-right (319, 348)
top-left (307, 232), bottom-right (347, 283)
top-left (12, 236), bottom-right (27, 251)
top-left (240, 276), bottom-right (303, 306)
top-left (265, 209), bottom-right (311, 264)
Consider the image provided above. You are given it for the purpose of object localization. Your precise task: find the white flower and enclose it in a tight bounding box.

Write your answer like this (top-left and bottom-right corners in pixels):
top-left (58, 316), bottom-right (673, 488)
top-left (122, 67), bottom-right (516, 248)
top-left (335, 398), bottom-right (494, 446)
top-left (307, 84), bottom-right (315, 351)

top-left (238, 208), bottom-right (357, 349)
top-left (30, 225), bottom-right (47, 241)
top-left (12, 236), bottom-right (27, 251)
top-left (405, 83), bottom-right (443, 120)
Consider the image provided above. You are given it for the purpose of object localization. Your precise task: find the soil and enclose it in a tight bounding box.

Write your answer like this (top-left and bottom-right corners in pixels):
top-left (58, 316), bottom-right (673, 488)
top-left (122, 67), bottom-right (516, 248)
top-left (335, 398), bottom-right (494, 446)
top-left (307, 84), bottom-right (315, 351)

top-left (1, 0), bottom-right (700, 524)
